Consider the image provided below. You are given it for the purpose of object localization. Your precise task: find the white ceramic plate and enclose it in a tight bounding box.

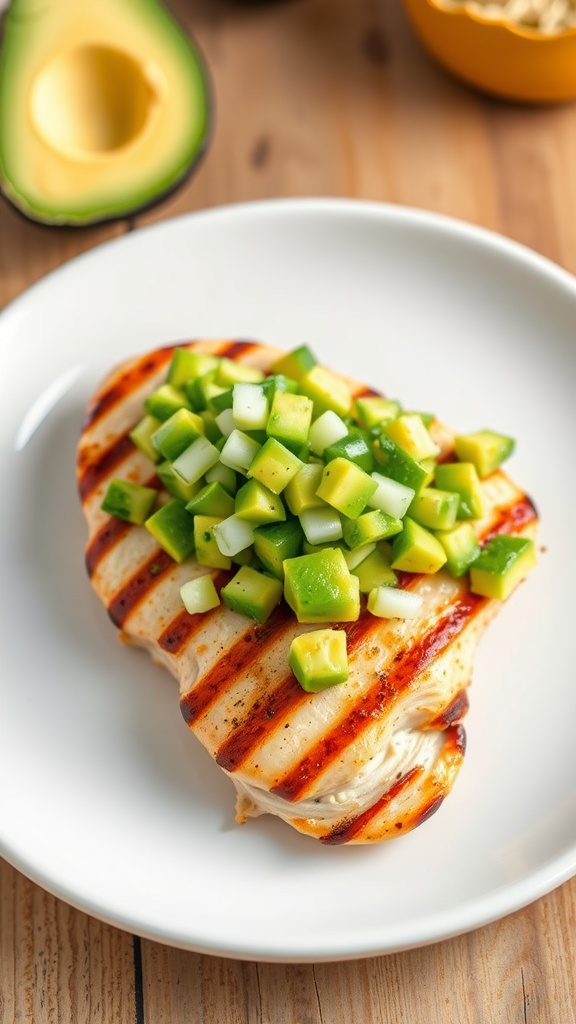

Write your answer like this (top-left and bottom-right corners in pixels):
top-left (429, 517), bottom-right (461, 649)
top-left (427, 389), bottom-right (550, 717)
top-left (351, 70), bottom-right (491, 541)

top-left (1, 198), bottom-right (574, 963)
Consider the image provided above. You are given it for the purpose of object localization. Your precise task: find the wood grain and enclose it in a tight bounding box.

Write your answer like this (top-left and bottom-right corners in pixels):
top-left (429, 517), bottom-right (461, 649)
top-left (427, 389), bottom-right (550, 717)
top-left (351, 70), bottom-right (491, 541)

top-left (2, 0), bottom-right (576, 1020)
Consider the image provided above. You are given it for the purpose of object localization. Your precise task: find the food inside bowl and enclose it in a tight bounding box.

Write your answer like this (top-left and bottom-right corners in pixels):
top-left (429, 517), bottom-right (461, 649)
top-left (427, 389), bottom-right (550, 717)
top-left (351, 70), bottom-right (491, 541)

top-left (437, 0), bottom-right (576, 32)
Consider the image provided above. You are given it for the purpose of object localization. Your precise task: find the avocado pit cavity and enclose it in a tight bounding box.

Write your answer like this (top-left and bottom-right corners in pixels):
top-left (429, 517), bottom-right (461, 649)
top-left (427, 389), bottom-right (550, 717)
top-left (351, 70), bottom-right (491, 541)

top-left (29, 44), bottom-right (161, 160)
top-left (0, 0), bottom-right (211, 225)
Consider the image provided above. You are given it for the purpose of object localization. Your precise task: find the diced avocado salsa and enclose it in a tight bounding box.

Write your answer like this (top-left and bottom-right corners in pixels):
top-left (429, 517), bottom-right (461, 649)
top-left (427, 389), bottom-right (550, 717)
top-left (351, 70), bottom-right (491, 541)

top-left (101, 344), bottom-right (535, 692)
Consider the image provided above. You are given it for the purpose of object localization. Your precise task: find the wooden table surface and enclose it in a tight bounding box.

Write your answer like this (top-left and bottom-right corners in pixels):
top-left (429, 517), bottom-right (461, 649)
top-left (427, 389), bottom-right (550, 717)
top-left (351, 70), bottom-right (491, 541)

top-left (2, 0), bottom-right (576, 1020)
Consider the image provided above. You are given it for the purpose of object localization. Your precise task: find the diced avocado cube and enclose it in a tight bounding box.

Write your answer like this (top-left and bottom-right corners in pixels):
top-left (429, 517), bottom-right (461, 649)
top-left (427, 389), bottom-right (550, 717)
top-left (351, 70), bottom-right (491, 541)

top-left (351, 543), bottom-right (398, 592)
top-left (231, 545), bottom-right (256, 567)
top-left (185, 481), bottom-right (236, 518)
top-left (216, 358), bottom-right (265, 387)
top-left (129, 414), bottom-right (162, 464)
top-left (354, 396), bottom-right (401, 429)
top-left (208, 387), bottom-right (234, 415)
top-left (145, 500), bottom-right (195, 563)
top-left (454, 429), bottom-right (515, 478)
top-left (234, 479), bottom-right (287, 524)
top-left (144, 383), bottom-right (191, 421)
top-left (299, 365), bottom-right (353, 418)
top-left (470, 535), bottom-right (536, 600)
top-left (436, 522), bottom-right (481, 577)
top-left (260, 374), bottom-right (299, 401)
top-left (185, 370), bottom-right (217, 412)
top-left (151, 408), bottom-right (203, 462)
top-left (324, 429), bottom-right (375, 473)
top-left (316, 457), bottom-right (378, 519)
top-left (284, 463), bottom-right (325, 515)
top-left (434, 462), bottom-right (485, 521)
top-left (270, 344), bottom-right (318, 381)
top-left (232, 382), bottom-right (269, 431)
top-left (171, 436), bottom-right (221, 485)
top-left (180, 574), bottom-right (221, 614)
top-left (167, 349), bottom-right (220, 388)
top-left (101, 479), bottom-right (158, 525)
top-left (383, 414), bottom-right (440, 462)
top-left (221, 566), bottom-right (283, 623)
top-left (266, 391), bottom-right (314, 454)
top-left (289, 629), bottom-right (349, 692)
top-left (404, 410), bottom-right (434, 429)
top-left (283, 548), bottom-right (360, 623)
top-left (419, 457), bottom-right (437, 480)
top-left (193, 515), bottom-right (232, 570)
top-left (408, 486), bottom-right (460, 532)
top-left (157, 460), bottom-right (202, 503)
top-left (248, 438), bottom-right (304, 495)
top-left (201, 379), bottom-right (231, 412)
top-left (373, 433), bottom-right (431, 495)
top-left (390, 517), bottom-right (447, 574)
top-left (342, 509), bottom-right (403, 549)
top-left (253, 520), bottom-right (304, 579)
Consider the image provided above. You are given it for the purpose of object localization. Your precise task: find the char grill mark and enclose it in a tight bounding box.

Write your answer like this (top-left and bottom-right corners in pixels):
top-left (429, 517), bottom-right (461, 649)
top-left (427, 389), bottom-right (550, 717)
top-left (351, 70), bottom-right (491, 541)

top-left (107, 549), bottom-right (174, 628)
top-left (319, 723), bottom-right (464, 845)
top-left (220, 340), bottom-right (262, 361)
top-left (215, 675), bottom-right (306, 773)
top-left (80, 341), bottom-right (259, 433)
top-left (78, 435), bottom-right (136, 504)
top-left (271, 592), bottom-right (486, 804)
top-left (484, 494), bottom-right (537, 540)
top-left (86, 517), bottom-right (132, 577)
top-left (85, 471), bottom-right (161, 575)
top-left (180, 602), bottom-right (295, 726)
top-left (209, 495), bottom-right (535, 788)
top-left (320, 766), bottom-right (424, 845)
top-left (214, 612), bottom-right (384, 773)
top-left (81, 345), bottom-right (178, 431)
top-left (428, 688), bottom-right (469, 729)
top-left (158, 569), bottom-right (232, 654)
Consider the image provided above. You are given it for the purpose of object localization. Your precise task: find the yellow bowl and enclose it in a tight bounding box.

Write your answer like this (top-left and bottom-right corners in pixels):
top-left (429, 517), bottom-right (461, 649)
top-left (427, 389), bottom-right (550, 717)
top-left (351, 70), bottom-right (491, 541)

top-left (403, 0), bottom-right (576, 103)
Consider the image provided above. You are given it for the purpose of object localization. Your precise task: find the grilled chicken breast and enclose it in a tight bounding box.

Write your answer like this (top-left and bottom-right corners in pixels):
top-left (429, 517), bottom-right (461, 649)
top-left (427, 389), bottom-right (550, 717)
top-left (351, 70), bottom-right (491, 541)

top-left (77, 339), bottom-right (538, 844)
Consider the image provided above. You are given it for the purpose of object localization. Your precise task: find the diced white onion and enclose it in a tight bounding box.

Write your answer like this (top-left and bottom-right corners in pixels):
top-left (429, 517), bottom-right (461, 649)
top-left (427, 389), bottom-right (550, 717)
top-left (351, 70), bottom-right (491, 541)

top-left (308, 410), bottom-right (349, 455)
top-left (232, 383), bottom-right (268, 430)
top-left (299, 507), bottom-right (343, 546)
top-left (367, 586), bottom-right (423, 619)
top-left (172, 436), bottom-right (220, 484)
top-left (212, 515), bottom-right (257, 557)
top-left (367, 472), bottom-right (415, 519)
top-left (180, 575), bottom-right (220, 614)
top-left (219, 429), bottom-right (262, 474)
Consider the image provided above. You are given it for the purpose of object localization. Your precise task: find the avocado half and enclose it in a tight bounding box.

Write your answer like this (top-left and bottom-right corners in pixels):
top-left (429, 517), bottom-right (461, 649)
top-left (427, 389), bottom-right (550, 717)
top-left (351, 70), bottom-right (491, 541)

top-left (0, 0), bottom-right (212, 226)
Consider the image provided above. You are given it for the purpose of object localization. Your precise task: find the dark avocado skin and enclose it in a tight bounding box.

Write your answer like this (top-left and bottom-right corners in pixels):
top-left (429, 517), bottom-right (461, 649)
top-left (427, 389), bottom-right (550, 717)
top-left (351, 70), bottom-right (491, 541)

top-left (0, 3), bottom-right (214, 228)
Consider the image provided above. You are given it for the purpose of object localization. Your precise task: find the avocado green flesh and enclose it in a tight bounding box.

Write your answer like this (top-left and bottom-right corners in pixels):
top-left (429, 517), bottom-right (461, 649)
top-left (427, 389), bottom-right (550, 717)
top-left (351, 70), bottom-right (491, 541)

top-left (0, 0), bottom-right (211, 225)
top-left (289, 629), bottom-right (349, 692)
